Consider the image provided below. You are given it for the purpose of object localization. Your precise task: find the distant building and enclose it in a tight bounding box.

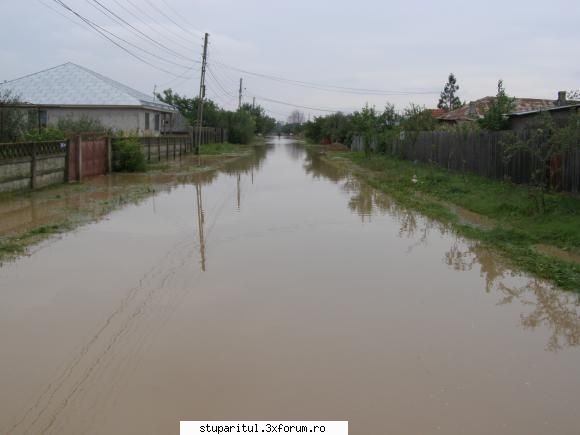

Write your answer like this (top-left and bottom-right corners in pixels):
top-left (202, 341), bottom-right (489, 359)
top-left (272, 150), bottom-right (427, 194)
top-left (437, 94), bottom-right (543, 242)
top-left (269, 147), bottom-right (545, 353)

top-left (437, 91), bottom-right (580, 128)
top-left (0, 62), bottom-right (179, 136)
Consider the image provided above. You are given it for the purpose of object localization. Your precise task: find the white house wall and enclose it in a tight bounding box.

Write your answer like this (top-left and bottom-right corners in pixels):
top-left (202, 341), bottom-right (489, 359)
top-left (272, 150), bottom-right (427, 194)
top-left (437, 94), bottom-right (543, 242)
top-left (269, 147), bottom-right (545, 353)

top-left (45, 108), bottom-right (174, 136)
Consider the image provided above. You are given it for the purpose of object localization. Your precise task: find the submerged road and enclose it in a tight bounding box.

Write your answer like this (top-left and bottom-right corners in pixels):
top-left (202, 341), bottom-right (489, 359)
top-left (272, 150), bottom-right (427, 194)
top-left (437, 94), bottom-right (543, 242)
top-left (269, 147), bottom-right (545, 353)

top-left (0, 137), bottom-right (579, 434)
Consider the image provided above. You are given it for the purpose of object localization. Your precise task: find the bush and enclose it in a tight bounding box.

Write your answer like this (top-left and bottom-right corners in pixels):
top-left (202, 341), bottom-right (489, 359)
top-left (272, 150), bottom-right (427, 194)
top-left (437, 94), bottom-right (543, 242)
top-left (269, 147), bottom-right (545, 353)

top-left (226, 110), bottom-right (255, 144)
top-left (57, 116), bottom-right (109, 135)
top-left (21, 127), bottom-right (65, 142)
top-left (115, 138), bottom-right (146, 172)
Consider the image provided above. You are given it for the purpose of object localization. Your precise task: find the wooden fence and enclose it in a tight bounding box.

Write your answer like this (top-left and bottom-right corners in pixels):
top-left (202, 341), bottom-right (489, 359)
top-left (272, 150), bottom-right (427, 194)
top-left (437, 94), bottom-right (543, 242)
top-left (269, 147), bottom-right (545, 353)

top-left (0, 140), bottom-right (68, 192)
top-left (353, 131), bottom-right (580, 193)
top-left (112, 128), bottom-right (228, 165)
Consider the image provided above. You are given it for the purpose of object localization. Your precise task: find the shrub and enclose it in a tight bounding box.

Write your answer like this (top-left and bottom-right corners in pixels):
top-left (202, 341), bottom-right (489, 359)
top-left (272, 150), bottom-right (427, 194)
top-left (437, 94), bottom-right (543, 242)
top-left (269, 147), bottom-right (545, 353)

top-left (226, 110), bottom-right (255, 144)
top-left (115, 138), bottom-right (146, 172)
top-left (21, 127), bottom-right (65, 142)
top-left (57, 116), bottom-right (109, 135)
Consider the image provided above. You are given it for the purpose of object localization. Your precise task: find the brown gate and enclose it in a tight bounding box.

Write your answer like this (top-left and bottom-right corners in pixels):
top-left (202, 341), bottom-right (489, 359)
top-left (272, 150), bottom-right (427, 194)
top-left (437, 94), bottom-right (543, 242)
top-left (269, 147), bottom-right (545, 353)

top-left (68, 134), bottom-right (109, 181)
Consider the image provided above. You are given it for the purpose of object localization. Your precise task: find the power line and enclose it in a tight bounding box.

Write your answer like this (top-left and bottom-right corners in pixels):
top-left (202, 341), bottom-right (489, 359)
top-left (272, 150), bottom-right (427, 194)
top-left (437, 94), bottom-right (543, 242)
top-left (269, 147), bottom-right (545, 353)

top-left (144, 0), bottom-right (202, 40)
top-left (158, 0), bottom-right (204, 37)
top-left (211, 61), bottom-right (439, 96)
top-left (84, 0), bottom-right (196, 63)
top-left (51, 0), bottom-right (196, 78)
top-left (206, 67), bottom-right (238, 100)
top-left (107, 0), bottom-right (202, 55)
top-left (252, 94), bottom-right (356, 113)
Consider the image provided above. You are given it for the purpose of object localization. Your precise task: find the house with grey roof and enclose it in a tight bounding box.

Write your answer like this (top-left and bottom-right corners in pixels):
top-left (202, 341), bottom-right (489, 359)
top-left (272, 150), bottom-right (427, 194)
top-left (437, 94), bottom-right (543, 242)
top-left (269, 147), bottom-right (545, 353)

top-left (437, 91), bottom-right (580, 129)
top-left (0, 62), bottom-right (179, 136)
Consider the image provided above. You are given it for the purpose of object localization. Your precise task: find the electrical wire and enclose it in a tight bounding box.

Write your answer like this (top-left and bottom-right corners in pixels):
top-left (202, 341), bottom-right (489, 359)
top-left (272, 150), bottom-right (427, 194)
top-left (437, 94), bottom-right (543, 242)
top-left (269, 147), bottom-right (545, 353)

top-left (51, 0), bottom-right (196, 78)
top-left (84, 0), bottom-right (196, 62)
top-left (107, 0), bottom-right (202, 55)
top-left (212, 61), bottom-right (438, 96)
top-left (252, 94), bottom-right (356, 113)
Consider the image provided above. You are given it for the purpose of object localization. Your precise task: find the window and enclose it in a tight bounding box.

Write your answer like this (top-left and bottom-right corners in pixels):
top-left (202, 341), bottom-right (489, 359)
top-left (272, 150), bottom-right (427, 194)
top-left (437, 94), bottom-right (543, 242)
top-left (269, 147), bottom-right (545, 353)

top-left (26, 110), bottom-right (47, 130)
top-left (154, 114), bottom-right (160, 131)
top-left (38, 110), bottom-right (47, 128)
top-left (145, 113), bottom-right (150, 130)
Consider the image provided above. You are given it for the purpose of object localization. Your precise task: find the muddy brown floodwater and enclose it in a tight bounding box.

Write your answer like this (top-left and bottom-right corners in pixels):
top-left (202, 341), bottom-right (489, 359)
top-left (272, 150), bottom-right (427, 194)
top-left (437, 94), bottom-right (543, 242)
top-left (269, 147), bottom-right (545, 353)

top-left (1, 138), bottom-right (579, 435)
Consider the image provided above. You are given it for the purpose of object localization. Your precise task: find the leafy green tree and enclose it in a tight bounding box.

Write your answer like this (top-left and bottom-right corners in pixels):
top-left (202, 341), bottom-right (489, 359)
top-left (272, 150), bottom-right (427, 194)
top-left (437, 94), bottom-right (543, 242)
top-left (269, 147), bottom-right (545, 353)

top-left (0, 90), bottom-right (28, 142)
top-left (352, 105), bottom-right (387, 155)
top-left (240, 103), bottom-right (276, 135)
top-left (502, 111), bottom-right (580, 213)
top-left (401, 103), bottom-right (436, 132)
top-left (156, 89), bottom-right (224, 128)
top-left (225, 110), bottom-right (255, 144)
top-left (437, 73), bottom-right (462, 111)
top-left (479, 80), bottom-right (515, 131)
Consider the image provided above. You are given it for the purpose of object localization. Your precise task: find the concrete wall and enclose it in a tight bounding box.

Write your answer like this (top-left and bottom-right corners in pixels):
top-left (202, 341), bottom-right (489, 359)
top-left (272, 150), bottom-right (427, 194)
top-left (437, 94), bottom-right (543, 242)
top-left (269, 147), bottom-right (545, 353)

top-left (0, 155), bottom-right (66, 193)
top-left (45, 108), bottom-right (176, 136)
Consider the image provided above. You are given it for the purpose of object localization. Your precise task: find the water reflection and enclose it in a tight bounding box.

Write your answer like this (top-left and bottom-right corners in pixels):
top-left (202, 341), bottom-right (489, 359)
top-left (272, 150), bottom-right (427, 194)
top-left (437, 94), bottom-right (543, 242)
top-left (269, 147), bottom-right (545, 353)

top-left (446, 239), bottom-right (580, 352)
top-left (195, 184), bottom-right (206, 272)
top-left (299, 142), bottom-right (580, 352)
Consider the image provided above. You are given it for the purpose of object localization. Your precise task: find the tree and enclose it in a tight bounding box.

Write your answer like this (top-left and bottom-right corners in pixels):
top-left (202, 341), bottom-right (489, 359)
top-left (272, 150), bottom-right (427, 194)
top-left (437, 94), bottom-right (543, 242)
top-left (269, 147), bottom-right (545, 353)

top-left (0, 90), bottom-right (28, 141)
top-left (224, 110), bottom-right (255, 144)
top-left (502, 111), bottom-right (580, 213)
top-left (478, 80), bottom-right (515, 131)
top-left (437, 73), bottom-right (462, 111)
top-left (567, 89), bottom-right (580, 101)
top-left (287, 110), bottom-right (305, 125)
top-left (240, 103), bottom-right (276, 135)
top-left (156, 89), bottom-right (224, 128)
top-left (352, 105), bottom-right (386, 155)
top-left (401, 103), bottom-right (436, 132)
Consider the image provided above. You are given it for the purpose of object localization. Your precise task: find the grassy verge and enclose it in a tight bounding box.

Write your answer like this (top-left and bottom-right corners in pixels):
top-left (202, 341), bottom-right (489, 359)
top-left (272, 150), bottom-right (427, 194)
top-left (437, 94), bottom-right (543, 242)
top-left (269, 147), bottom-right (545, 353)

top-left (0, 142), bottom-right (256, 263)
top-left (199, 142), bottom-right (246, 155)
top-left (322, 149), bottom-right (580, 292)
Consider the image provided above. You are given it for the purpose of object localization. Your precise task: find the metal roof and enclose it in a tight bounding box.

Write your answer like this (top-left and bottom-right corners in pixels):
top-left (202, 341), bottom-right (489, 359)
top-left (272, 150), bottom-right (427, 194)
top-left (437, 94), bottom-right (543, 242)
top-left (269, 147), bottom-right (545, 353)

top-left (0, 63), bottom-right (176, 112)
top-left (507, 103), bottom-right (580, 117)
top-left (437, 97), bottom-right (566, 121)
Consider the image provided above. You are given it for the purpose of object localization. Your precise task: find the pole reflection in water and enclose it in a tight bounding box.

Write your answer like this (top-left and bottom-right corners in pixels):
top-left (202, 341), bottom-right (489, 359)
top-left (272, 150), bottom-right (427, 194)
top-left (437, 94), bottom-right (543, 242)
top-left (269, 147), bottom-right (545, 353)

top-left (195, 183), bottom-right (206, 272)
top-left (237, 174), bottom-right (241, 211)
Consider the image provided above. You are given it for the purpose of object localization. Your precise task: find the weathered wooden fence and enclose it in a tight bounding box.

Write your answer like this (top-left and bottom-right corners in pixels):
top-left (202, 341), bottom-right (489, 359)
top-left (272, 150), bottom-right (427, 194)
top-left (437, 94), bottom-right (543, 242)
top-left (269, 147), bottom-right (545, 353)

top-left (131, 135), bottom-right (193, 163)
top-left (112, 128), bottom-right (228, 165)
top-left (352, 131), bottom-right (580, 193)
top-left (193, 127), bottom-right (228, 145)
top-left (0, 140), bottom-right (68, 192)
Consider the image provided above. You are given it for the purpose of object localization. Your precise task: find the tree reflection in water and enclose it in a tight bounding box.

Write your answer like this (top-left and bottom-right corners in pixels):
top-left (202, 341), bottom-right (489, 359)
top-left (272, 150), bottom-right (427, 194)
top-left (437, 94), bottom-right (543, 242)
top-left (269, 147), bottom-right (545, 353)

top-left (303, 146), bottom-right (580, 352)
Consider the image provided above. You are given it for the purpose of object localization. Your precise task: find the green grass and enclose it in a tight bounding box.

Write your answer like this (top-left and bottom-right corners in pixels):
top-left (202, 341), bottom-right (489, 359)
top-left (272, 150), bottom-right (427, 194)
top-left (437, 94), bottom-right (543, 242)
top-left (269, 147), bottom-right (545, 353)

top-left (199, 142), bottom-right (244, 155)
top-left (328, 151), bottom-right (580, 292)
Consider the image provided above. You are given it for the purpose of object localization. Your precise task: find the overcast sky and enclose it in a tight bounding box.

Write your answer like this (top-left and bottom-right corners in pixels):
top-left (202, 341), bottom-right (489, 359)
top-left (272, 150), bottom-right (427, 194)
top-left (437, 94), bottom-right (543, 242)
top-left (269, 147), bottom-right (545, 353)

top-left (2, 0), bottom-right (579, 120)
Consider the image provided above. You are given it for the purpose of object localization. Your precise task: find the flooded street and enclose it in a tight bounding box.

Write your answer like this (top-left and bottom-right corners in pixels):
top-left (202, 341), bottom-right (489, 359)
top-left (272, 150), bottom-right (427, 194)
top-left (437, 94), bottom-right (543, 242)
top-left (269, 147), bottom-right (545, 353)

top-left (1, 138), bottom-right (579, 434)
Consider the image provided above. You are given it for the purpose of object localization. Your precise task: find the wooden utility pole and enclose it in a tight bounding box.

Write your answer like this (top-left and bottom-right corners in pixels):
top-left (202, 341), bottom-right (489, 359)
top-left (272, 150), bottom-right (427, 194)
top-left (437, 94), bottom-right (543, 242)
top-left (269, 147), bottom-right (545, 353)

top-left (238, 78), bottom-right (243, 109)
top-left (252, 97), bottom-right (255, 109)
top-left (195, 33), bottom-right (209, 155)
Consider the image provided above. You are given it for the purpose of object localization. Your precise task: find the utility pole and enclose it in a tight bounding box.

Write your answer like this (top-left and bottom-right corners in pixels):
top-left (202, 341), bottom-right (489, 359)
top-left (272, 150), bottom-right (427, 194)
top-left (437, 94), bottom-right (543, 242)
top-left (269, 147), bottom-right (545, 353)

top-left (195, 33), bottom-right (209, 155)
top-left (238, 78), bottom-right (243, 110)
top-left (252, 97), bottom-right (255, 109)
